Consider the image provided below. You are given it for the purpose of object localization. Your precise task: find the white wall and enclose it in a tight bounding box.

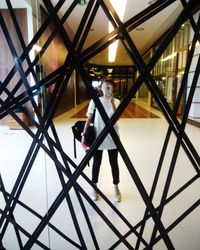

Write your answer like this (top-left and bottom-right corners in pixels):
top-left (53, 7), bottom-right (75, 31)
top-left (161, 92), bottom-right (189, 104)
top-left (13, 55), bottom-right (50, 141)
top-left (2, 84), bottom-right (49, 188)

top-left (187, 11), bottom-right (200, 123)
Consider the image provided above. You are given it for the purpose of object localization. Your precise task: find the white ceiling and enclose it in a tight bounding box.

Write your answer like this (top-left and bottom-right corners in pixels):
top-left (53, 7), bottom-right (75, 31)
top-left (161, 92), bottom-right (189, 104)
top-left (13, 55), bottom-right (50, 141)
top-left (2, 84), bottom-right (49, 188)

top-left (1, 0), bottom-right (183, 66)
top-left (50, 0), bottom-right (183, 66)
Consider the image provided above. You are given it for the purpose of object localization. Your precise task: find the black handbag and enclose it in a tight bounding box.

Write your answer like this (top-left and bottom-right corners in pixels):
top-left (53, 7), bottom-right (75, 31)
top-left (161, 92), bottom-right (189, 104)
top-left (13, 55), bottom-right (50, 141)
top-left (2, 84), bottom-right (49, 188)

top-left (72, 108), bottom-right (96, 158)
top-left (84, 122), bottom-right (95, 147)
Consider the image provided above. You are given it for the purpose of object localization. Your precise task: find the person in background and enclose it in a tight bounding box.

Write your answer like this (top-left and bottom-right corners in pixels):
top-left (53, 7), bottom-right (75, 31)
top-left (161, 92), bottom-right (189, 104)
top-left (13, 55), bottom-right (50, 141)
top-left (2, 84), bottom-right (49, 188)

top-left (81, 78), bottom-right (121, 202)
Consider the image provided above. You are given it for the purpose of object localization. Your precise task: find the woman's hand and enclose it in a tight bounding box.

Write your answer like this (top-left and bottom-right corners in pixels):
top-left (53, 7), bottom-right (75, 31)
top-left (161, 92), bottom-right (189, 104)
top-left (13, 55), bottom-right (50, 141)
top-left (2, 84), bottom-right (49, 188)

top-left (81, 134), bottom-right (89, 151)
top-left (107, 93), bottom-right (116, 112)
top-left (105, 92), bottom-right (113, 100)
top-left (81, 133), bottom-right (85, 143)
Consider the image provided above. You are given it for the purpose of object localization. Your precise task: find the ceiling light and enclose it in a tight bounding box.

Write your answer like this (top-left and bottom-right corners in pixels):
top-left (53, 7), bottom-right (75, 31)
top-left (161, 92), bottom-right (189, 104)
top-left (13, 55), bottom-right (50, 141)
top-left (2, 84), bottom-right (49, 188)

top-left (177, 71), bottom-right (184, 77)
top-left (33, 44), bottom-right (42, 52)
top-left (148, 0), bottom-right (158, 5)
top-left (94, 71), bottom-right (103, 75)
top-left (136, 27), bottom-right (144, 31)
top-left (108, 0), bottom-right (127, 62)
top-left (189, 41), bottom-right (200, 50)
top-left (78, 0), bottom-right (87, 5)
top-left (196, 41), bottom-right (200, 47)
top-left (108, 33), bottom-right (118, 62)
top-left (107, 68), bottom-right (113, 73)
top-left (161, 52), bottom-right (177, 62)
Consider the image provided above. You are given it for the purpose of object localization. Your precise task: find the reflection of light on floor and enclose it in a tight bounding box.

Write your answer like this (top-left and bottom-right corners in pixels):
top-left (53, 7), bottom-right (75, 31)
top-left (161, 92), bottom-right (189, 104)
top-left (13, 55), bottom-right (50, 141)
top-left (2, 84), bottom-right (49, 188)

top-left (70, 100), bottom-right (161, 119)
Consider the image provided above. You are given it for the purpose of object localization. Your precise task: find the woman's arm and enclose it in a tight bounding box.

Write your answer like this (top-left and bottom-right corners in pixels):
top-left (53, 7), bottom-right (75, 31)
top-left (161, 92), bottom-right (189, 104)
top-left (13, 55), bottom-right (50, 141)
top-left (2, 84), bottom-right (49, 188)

top-left (110, 97), bottom-right (117, 112)
top-left (107, 92), bottom-right (117, 112)
top-left (81, 113), bottom-right (93, 144)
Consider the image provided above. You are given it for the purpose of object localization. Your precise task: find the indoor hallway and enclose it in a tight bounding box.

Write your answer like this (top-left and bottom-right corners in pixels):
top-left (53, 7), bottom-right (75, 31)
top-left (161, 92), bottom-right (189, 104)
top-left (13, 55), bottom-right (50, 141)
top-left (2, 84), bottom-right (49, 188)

top-left (0, 0), bottom-right (199, 248)
top-left (0, 100), bottom-right (200, 249)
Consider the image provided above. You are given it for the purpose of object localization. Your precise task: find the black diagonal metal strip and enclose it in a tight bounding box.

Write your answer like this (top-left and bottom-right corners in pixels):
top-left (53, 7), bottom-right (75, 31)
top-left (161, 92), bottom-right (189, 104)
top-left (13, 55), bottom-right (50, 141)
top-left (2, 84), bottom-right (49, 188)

top-left (0, 12), bottom-right (43, 126)
top-left (73, 0), bottom-right (96, 49)
top-left (0, 65), bottom-right (66, 118)
top-left (1, 0), bottom-right (199, 249)
top-left (152, 198), bottom-right (200, 248)
top-left (47, 122), bottom-right (148, 248)
top-left (181, 0), bottom-right (200, 40)
top-left (0, 64), bottom-right (74, 224)
top-left (0, 175), bottom-right (23, 249)
top-left (0, 0), bottom-right (79, 99)
top-left (97, 0), bottom-right (198, 247)
top-left (0, 70), bottom-right (74, 236)
top-left (0, 186), bottom-right (82, 249)
top-left (113, 0), bottom-right (200, 168)
top-left (77, 1), bottom-right (100, 53)
top-left (6, 0), bottom-right (40, 105)
top-left (81, 0), bottom-right (176, 63)
top-left (110, 173), bottom-right (199, 249)
top-left (149, 53), bottom-right (200, 246)
top-left (49, 123), bottom-right (99, 249)
top-left (20, 0), bottom-right (146, 248)
top-left (135, 15), bottom-right (200, 249)
top-left (0, 209), bottom-right (50, 250)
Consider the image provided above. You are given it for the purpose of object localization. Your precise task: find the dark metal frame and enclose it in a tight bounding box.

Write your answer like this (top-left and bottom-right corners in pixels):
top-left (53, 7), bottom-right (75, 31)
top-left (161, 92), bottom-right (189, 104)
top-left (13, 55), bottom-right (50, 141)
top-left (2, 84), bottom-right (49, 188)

top-left (0, 0), bottom-right (199, 249)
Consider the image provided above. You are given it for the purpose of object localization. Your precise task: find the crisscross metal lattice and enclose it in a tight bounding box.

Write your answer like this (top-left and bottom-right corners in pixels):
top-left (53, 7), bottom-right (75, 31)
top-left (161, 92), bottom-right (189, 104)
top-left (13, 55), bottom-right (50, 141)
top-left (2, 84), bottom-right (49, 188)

top-left (0, 0), bottom-right (199, 249)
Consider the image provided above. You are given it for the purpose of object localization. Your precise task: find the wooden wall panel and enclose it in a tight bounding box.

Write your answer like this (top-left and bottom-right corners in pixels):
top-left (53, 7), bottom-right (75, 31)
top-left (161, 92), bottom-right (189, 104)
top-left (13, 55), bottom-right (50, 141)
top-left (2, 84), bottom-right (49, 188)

top-left (40, 7), bottom-right (75, 117)
top-left (0, 9), bottom-right (28, 90)
top-left (0, 8), bottom-right (32, 126)
top-left (76, 72), bottom-right (89, 105)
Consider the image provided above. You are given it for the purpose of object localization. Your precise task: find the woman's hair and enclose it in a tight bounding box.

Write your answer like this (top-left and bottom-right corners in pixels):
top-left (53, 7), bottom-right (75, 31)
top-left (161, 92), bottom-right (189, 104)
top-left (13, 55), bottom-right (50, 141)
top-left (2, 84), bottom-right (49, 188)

top-left (100, 77), bottom-right (116, 90)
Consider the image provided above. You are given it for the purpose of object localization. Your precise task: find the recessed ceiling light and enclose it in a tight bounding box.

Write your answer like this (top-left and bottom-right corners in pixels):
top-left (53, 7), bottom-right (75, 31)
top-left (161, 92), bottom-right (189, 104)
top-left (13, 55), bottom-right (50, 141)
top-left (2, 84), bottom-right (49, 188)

top-left (108, 0), bottom-right (127, 62)
top-left (33, 44), bottom-right (42, 52)
top-left (107, 68), bottom-right (113, 73)
top-left (136, 27), bottom-right (144, 31)
top-left (78, 0), bottom-right (87, 5)
top-left (148, 0), bottom-right (158, 5)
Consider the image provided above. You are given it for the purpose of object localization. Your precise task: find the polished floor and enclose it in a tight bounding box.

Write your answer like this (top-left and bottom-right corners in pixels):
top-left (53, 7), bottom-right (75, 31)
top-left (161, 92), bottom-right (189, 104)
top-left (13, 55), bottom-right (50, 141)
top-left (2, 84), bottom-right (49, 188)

top-left (71, 100), bottom-right (160, 119)
top-left (0, 100), bottom-right (200, 249)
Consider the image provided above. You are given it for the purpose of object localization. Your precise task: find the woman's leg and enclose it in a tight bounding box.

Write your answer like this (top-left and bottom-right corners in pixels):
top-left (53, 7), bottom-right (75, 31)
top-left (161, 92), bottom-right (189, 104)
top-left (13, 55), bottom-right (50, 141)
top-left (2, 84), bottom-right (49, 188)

top-left (92, 150), bottom-right (103, 183)
top-left (108, 149), bottom-right (119, 185)
top-left (108, 149), bottom-right (121, 201)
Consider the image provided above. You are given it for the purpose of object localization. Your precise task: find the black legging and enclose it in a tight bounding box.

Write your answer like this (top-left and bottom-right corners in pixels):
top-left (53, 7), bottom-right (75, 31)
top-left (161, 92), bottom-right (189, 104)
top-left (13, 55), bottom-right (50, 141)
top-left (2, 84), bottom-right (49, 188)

top-left (92, 149), bottom-right (119, 185)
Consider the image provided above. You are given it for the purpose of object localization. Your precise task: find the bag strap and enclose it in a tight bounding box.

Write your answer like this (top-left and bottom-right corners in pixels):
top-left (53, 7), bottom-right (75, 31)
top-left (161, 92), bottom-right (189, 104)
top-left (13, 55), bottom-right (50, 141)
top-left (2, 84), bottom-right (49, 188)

top-left (73, 135), bottom-right (77, 158)
top-left (91, 107), bottom-right (96, 125)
